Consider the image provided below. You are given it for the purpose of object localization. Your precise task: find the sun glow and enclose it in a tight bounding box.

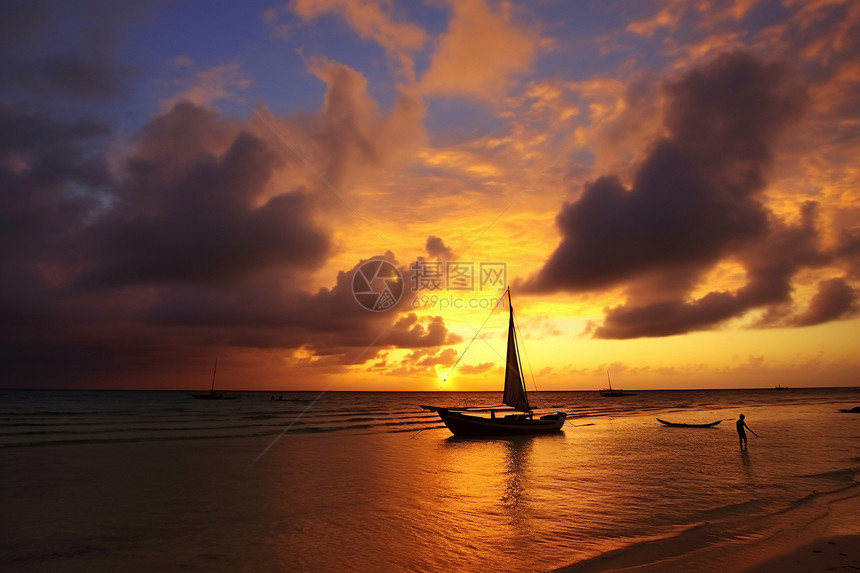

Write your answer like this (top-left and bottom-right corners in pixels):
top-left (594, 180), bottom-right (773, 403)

top-left (435, 364), bottom-right (452, 389)
top-left (5, 2), bottom-right (859, 393)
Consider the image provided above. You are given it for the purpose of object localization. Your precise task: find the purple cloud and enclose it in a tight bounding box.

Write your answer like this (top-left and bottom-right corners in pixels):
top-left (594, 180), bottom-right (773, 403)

top-left (524, 51), bottom-right (839, 337)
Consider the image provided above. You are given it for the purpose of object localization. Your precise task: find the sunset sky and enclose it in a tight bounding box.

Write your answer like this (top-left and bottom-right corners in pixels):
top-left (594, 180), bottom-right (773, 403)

top-left (2, 0), bottom-right (859, 391)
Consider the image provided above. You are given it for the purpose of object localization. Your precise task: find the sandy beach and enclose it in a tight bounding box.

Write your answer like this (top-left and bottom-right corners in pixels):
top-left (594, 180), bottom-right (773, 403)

top-left (746, 535), bottom-right (860, 573)
top-left (743, 488), bottom-right (860, 573)
top-left (558, 483), bottom-right (860, 572)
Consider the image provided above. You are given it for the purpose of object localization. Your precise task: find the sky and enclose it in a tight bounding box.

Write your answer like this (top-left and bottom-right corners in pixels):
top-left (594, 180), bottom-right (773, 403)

top-left (1, 0), bottom-right (859, 392)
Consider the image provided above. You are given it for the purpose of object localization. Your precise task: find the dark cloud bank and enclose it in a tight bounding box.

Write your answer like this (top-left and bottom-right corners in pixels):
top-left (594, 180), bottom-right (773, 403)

top-left (525, 51), bottom-right (859, 337)
top-left (0, 3), bottom-right (457, 387)
top-left (0, 98), bottom-right (459, 386)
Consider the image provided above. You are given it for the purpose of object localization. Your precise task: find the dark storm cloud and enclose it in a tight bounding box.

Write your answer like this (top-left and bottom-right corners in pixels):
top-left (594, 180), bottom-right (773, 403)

top-left (0, 103), bottom-right (112, 324)
top-left (792, 278), bottom-right (857, 327)
top-left (143, 251), bottom-right (460, 360)
top-left (382, 314), bottom-right (453, 347)
top-left (0, 0), bottom-right (151, 101)
top-left (836, 228), bottom-right (860, 279)
top-left (525, 51), bottom-right (826, 337)
top-left (592, 201), bottom-right (830, 338)
top-left (529, 51), bottom-right (807, 293)
top-left (425, 235), bottom-right (454, 260)
top-left (75, 103), bottom-right (330, 288)
top-left (0, 0), bottom-right (440, 389)
top-left (0, 100), bottom-right (324, 384)
top-left (0, 96), bottom-right (456, 386)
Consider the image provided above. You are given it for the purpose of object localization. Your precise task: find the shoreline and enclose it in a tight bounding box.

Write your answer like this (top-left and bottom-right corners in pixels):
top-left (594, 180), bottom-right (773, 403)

top-left (745, 535), bottom-right (860, 572)
top-left (557, 482), bottom-right (860, 573)
top-left (742, 485), bottom-right (860, 573)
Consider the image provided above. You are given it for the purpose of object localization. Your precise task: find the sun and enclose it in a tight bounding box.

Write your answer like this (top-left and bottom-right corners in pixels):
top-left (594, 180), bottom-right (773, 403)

top-left (435, 365), bottom-right (451, 389)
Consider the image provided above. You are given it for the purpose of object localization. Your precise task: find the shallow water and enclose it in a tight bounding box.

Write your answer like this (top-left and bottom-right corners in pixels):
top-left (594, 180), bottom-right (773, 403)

top-left (1, 388), bottom-right (859, 571)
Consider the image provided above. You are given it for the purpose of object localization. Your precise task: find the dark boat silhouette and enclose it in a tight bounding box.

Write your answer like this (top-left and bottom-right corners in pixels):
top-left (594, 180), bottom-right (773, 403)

top-left (657, 418), bottom-right (721, 428)
top-left (192, 358), bottom-right (236, 400)
top-left (422, 287), bottom-right (566, 437)
top-left (599, 370), bottom-right (636, 397)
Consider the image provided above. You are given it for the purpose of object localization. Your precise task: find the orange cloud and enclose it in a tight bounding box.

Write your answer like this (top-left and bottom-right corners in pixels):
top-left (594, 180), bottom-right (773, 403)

top-left (421, 0), bottom-right (535, 99)
top-left (727, 0), bottom-right (764, 20)
top-left (627, 0), bottom-right (764, 37)
top-left (626, 0), bottom-right (686, 36)
top-left (258, 56), bottom-right (425, 196)
top-left (290, 0), bottom-right (426, 53)
top-left (287, 0), bottom-right (427, 81)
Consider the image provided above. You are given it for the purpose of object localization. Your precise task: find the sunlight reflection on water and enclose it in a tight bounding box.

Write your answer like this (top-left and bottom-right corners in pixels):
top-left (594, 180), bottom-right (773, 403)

top-left (251, 399), bottom-right (857, 571)
top-left (1, 388), bottom-right (858, 571)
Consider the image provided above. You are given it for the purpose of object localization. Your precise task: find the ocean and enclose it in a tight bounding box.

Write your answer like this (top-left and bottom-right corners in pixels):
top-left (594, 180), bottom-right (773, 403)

top-left (1, 387), bottom-right (858, 571)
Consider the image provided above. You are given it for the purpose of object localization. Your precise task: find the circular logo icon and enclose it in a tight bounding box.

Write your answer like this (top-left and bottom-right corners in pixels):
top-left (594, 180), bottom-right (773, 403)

top-left (352, 259), bottom-right (404, 312)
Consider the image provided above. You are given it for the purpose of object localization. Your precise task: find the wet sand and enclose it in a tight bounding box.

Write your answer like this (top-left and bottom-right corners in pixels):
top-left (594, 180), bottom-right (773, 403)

top-left (558, 483), bottom-right (860, 573)
top-left (746, 535), bottom-right (860, 572)
top-left (743, 487), bottom-right (860, 573)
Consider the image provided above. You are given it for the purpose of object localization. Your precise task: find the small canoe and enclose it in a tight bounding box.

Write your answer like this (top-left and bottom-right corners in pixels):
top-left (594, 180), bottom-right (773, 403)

top-left (657, 418), bottom-right (722, 428)
top-left (838, 406), bottom-right (860, 413)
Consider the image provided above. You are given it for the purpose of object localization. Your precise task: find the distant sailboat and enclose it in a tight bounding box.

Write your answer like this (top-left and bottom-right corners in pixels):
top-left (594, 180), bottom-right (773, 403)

top-left (599, 370), bottom-right (635, 397)
top-left (421, 287), bottom-right (566, 437)
top-left (192, 358), bottom-right (236, 400)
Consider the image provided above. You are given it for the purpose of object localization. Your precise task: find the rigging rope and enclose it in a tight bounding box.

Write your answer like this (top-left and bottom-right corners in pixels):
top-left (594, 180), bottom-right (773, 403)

top-left (509, 298), bottom-right (597, 451)
top-left (442, 289), bottom-right (507, 381)
top-left (511, 300), bottom-right (550, 410)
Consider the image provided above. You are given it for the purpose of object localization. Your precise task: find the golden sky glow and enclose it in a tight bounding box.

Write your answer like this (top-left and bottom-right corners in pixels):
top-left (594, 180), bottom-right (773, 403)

top-left (1, 0), bottom-right (858, 391)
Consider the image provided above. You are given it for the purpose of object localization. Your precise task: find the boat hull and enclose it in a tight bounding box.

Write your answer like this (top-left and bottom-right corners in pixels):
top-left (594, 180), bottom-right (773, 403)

top-left (599, 390), bottom-right (637, 397)
top-left (656, 418), bottom-right (721, 428)
top-left (424, 407), bottom-right (566, 437)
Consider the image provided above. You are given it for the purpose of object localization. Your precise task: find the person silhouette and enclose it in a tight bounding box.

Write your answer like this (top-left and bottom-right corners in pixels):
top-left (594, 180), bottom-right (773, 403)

top-left (736, 414), bottom-right (758, 448)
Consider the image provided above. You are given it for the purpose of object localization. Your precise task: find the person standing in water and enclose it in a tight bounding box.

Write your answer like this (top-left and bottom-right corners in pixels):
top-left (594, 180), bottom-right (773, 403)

top-left (736, 414), bottom-right (758, 448)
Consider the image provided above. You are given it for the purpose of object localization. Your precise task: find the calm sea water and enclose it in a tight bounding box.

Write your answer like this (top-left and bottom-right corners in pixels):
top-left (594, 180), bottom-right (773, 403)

top-left (1, 387), bottom-right (859, 571)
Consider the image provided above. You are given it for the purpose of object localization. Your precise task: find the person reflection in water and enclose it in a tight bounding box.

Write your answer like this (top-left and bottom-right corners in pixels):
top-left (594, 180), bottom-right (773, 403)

top-left (736, 414), bottom-right (758, 448)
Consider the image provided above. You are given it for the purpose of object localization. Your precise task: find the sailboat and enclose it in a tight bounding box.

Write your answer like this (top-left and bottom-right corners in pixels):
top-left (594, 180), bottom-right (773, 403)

top-left (599, 370), bottom-right (635, 397)
top-left (191, 358), bottom-right (236, 400)
top-left (421, 287), bottom-right (566, 437)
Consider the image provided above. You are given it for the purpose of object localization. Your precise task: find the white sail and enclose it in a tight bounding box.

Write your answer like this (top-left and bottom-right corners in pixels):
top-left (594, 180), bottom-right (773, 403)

top-left (502, 290), bottom-right (531, 412)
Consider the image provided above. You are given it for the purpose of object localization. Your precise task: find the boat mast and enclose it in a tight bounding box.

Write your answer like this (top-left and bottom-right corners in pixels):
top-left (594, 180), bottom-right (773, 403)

top-left (210, 357), bottom-right (218, 392)
top-left (503, 287), bottom-right (531, 412)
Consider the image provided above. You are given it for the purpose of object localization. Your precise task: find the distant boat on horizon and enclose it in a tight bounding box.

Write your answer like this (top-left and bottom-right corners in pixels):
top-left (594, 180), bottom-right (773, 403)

top-left (775, 385), bottom-right (789, 390)
top-left (191, 358), bottom-right (236, 400)
top-left (599, 370), bottom-right (635, 397)
top-left (422, 287), bottom-right (567, 437)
